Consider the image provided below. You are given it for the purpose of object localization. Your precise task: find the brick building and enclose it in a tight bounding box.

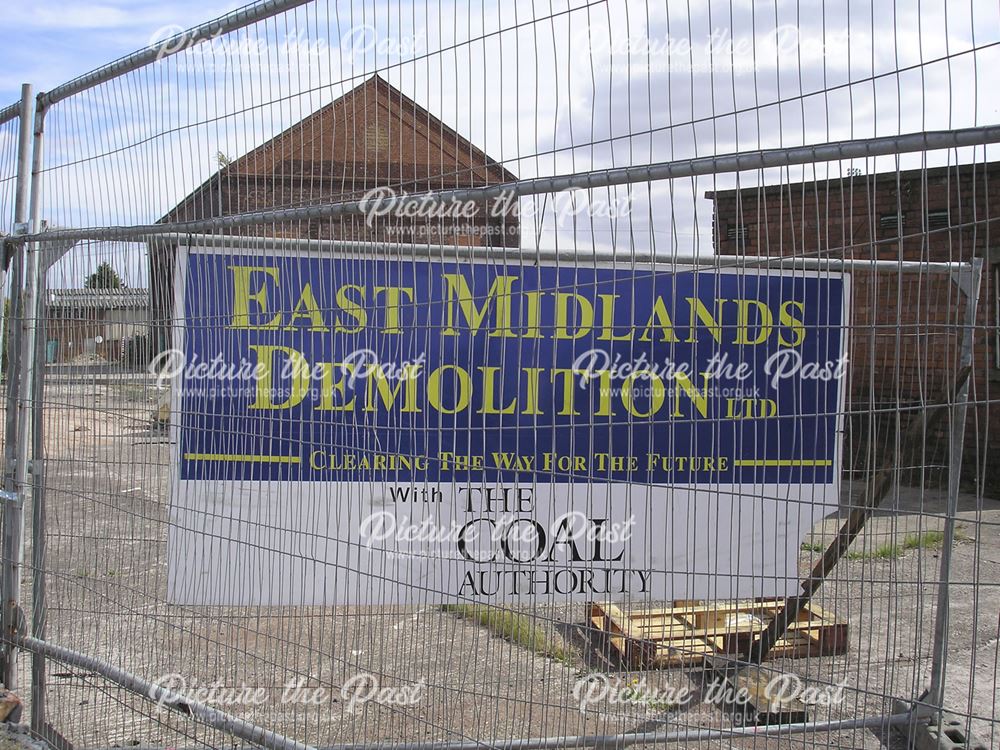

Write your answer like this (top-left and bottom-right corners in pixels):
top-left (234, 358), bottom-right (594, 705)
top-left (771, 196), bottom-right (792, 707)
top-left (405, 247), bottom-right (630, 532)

top-left (707, 162), bottom-right (999, 494)
top-left (150, 75), bottom-right (518, 349)
top-left (45, 288), bottom-right (149, 364)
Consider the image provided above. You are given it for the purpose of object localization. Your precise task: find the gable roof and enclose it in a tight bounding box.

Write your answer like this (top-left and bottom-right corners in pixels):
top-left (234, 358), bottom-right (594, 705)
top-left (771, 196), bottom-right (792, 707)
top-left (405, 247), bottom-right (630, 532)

top-left (161, 75), bottom-right (516, 223)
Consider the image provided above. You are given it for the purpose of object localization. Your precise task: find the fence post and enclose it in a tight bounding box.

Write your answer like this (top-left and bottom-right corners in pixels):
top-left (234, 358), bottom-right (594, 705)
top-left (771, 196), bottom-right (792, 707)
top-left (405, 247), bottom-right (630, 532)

top-left (926, 258), bottom-right (983, 710)
top-left (16, 95), bottom-right (47, 732)
top-left (0, 83), bottom-right (34, 691)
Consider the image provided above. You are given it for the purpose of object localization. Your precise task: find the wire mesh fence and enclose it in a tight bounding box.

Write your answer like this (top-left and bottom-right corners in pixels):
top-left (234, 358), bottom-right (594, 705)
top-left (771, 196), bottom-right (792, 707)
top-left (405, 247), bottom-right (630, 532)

top-left (0, 1), bottom-right (997, 749)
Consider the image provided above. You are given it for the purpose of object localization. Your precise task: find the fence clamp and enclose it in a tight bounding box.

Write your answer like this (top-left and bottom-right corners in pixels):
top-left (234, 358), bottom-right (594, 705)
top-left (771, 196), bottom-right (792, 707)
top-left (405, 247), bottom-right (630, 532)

top-left (1, 605), bottom-right (27, 656)
top-left (10, 220), bottom-right (49, 238)
top-left (0, 491), bottom-right (21, 509)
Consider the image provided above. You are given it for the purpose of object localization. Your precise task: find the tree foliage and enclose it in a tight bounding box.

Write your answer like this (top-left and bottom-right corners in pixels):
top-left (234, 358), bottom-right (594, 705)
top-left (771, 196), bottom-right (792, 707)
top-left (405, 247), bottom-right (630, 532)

top-left (84, 262), bottom-right (123, 289)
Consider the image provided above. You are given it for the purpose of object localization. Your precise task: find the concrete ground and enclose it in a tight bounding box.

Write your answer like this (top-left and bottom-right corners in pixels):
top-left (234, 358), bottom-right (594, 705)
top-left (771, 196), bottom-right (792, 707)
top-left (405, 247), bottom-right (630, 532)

top-left (0, 725), bottom-right (47, 750)
top-left (1, 381), bottom-right (996, 749)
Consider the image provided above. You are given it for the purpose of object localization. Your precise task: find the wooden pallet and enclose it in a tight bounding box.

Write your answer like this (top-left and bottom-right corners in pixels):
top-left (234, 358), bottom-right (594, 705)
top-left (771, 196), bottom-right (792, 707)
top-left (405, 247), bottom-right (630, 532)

top-left (589, 599), bottom-right (848, 668)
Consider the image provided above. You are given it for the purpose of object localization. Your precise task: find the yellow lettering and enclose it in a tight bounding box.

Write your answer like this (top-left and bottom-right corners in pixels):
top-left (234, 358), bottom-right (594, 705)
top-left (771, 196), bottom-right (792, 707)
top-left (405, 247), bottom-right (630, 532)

top-left (374, 286), bottom-right (414, 334)
top-left (229, 266), bottom-right (281, 329)
top-left (622, 371), bottom-right (666, 418)
top-left (287, 283), bottom-right (329, 331)
top-left (428, 365), bottom-right (471, 413)
top-left (317, 362), bottom-right (356, 411)
top-left (365, 364), bottom-right (422, 412)
top-left (520, 368), bottom-right (544, 415)
top-left (590, 369), bottom-right (616, 417)
top-left (598, 294), bottom-right (632, 341)
top-left (522, 291), bottom-right (545, 339)
top-left (334, 284), bottom-right (366, 333)
top-left (554, 293), bottom-right (594, 340)
top-left (686, 297), bottom-right (725, 343)
top-left (733, 300), bottom-right (773, 344)
top-left (778, 300), bottom-right (806, 347)
top-left (441, 274), bottom-right (518, 337)
top-left (671, 372), bottom-right (712, 418)
top-left (639, 298), bottom-right (680, 342)
top-left (478, 366), bottom-right (516, 414)
top-left (248, 345), bottom-right (309, 409)
top-left (550, 369), bottom-right (583, 415)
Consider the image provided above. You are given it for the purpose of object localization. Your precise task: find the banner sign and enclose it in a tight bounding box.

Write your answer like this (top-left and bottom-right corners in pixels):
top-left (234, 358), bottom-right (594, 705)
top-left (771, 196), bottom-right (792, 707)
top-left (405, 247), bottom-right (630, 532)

top-left (167, 246), bottom-right (849, 605)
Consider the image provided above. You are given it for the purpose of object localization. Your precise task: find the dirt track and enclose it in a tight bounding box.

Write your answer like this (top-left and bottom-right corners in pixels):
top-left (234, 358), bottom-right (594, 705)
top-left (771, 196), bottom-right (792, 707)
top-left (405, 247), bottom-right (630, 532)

top-left (4, 379), bottom-right (996, 749)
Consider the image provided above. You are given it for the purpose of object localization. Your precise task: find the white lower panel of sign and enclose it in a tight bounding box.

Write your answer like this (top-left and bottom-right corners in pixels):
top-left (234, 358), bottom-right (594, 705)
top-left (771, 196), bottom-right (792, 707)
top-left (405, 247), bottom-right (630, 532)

top-left (166, 481), bottom-right (838, 605)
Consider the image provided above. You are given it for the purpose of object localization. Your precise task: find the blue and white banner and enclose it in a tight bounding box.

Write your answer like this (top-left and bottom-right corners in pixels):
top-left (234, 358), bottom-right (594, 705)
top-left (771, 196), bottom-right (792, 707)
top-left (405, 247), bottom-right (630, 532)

top-left (166, 245), bottom-right (849, 605)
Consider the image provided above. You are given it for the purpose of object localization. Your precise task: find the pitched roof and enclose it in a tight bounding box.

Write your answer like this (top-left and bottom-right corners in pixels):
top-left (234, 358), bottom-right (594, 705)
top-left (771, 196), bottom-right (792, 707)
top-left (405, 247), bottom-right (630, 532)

top-left (162, 75), bottom-right (516, 223)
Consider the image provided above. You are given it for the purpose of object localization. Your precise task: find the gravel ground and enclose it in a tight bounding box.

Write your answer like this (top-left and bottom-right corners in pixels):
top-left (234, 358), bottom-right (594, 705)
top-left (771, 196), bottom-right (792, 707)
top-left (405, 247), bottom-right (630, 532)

top-left (2, 380), bottom-right (996, 749)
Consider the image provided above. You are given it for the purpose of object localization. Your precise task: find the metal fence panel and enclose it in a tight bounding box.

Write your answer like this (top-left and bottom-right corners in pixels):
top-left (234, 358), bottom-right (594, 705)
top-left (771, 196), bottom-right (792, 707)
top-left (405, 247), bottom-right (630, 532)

top-left (0, 2), bottom-right (997, 749)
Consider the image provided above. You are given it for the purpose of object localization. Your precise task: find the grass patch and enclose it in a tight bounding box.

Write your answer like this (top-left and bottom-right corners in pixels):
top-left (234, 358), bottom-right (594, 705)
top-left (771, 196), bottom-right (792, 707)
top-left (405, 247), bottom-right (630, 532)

top-left (621, 682), bottom-right (683, 711)
top-left (800, 540), bottom-right (825, 553)
top-left (442, 604), bottom-right (572, 664)
top-left (847, 542), bottom-right (899, 561)
top-left (902, 530), bottom-right (945, 550)
top-left (847, 529), bottom-right (949, 560)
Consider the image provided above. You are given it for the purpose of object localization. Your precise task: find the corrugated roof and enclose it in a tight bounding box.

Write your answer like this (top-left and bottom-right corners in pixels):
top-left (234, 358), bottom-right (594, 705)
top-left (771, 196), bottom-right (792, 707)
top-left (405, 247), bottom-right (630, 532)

top-left (47, 288), bottom-right (149, 310)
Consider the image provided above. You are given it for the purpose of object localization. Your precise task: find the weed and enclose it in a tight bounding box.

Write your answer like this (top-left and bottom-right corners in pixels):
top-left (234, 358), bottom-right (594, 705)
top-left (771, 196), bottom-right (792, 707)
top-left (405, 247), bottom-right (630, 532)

top-left (442, 604), bottom-right (572, 664)
top-left (847, 529), bottom-right (948, 560)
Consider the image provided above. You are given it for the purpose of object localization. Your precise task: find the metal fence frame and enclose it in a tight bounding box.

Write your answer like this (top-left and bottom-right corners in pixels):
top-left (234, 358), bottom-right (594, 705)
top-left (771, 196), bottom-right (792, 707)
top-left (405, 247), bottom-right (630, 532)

top-left (0, 1), bottom-right (995, 746)
top-left (0, 81), bottom-right (36, 698)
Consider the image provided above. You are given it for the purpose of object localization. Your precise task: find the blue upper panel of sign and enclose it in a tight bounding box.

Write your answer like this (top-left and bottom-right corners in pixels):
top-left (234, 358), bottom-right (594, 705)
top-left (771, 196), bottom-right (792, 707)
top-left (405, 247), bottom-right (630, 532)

top-left (177, 250), bottom-right (846, 484)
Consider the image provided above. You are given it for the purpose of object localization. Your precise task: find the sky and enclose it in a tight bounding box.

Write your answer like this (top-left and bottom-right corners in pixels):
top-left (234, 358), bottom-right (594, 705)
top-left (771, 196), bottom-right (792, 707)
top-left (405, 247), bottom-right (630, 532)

top-left (0, 0), bottom-right (247, 286)
top-left (0, 0), bottom-right (999, 287)
top-left (0, 2), bottom-right (245, 101)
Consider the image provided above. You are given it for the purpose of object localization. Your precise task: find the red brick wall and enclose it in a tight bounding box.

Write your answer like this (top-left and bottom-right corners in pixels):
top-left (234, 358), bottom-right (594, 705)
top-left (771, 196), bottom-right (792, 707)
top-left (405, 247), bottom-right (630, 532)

top-left (709, 163), bottom-right (998, 494)
top-left (151, 77), bottom-right (521, 359)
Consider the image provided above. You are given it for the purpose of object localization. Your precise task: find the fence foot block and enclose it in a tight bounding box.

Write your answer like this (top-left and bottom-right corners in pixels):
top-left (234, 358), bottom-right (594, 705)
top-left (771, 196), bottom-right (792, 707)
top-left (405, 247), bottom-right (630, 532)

top-left (912, 714), bottom-right (989, 750)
